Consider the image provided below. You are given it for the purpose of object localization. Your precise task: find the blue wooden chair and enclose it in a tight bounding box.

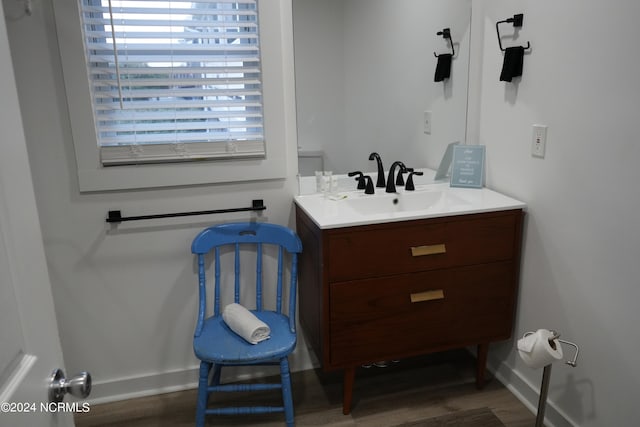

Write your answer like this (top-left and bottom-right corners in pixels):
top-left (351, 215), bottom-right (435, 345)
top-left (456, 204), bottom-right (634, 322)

top-left (191, 222), bottom-right (302, 427)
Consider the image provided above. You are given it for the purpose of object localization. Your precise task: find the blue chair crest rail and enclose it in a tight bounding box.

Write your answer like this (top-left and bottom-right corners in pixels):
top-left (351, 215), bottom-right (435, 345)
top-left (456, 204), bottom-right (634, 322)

top-left (190, 222), bottom-right (303, 427)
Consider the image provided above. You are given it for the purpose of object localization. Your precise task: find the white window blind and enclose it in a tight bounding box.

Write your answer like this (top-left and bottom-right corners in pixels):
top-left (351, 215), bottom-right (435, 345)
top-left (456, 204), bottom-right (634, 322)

top-left (78, 0), bottom-right (265, 166)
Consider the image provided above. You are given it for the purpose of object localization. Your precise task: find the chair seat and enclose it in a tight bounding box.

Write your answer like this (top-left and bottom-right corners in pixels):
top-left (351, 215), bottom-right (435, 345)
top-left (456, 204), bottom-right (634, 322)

top-left (194, 310), bottom-right (296, 364)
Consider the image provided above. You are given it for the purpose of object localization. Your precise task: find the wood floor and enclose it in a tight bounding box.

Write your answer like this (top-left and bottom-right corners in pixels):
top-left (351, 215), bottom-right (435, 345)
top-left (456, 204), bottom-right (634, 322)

top-left (75, 350), bottom-right (536, 427)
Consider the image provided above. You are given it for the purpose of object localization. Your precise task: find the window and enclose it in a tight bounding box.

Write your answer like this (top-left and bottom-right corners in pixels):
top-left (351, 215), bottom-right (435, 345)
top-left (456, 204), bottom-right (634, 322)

top-left (54, 0), bottom-right (290, 191)
top-left (81, 0), bottom-right (264, 165)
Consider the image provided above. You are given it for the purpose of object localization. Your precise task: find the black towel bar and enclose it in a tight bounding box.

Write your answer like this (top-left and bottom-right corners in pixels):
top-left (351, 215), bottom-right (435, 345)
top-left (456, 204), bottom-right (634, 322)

top-left (106, 200), bottom-right (266, 223)
top-left (433, 28), bottom-right (455, 57)
top-left (496, 14), bottom-right (531, 51)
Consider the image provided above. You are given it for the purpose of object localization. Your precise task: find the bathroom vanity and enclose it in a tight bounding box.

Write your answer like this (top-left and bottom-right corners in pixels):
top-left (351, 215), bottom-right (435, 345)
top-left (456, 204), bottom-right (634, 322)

top-left (294, 182), bottom-right (525, 414)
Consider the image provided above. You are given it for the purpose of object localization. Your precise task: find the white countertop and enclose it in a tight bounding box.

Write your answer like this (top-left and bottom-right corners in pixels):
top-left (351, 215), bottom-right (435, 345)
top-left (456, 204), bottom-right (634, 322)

top-left (294, 182), bottom-right (526, 229)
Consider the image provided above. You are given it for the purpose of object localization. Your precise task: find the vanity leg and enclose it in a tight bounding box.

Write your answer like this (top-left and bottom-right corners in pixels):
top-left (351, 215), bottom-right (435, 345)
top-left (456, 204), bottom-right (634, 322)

top-left (342, 366), bottom-right (355, 415)
top-left (476, 343), bottom-right (489, 389)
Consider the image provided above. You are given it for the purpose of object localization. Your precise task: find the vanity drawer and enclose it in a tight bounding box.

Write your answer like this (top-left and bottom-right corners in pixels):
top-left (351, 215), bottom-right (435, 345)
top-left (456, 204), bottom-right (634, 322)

top-left (328, 261), bottom-right (516, 366)
top-left (327, 211), bottom-right (520, 282)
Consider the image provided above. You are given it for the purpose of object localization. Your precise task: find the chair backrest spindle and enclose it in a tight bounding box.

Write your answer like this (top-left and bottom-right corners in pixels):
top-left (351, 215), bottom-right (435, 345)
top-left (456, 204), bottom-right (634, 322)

top-left (256, 242), bottom-right (263, 311)
top-left (288, 253), bottom-right (298, 332)
top-left (276, 246), bottom-right (284, 314)
top-left (214, 247), bottom-right (221, 316)
top-left (234, 243), bottom-right (240, 304)
top-left (196, 254), bottom-right (207, 336)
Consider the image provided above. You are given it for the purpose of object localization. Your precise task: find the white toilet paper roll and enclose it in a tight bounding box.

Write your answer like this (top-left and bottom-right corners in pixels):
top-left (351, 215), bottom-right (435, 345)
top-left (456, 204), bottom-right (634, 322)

top-left (517, 329), bottom-right (563, 369)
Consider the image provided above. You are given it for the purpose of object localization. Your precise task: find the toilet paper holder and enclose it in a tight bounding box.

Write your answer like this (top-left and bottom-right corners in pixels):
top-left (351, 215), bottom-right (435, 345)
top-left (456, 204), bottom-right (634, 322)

top-left (523, 329), bottom-right (580, 367)
top-left (521, 330), bottom-right (580, 427)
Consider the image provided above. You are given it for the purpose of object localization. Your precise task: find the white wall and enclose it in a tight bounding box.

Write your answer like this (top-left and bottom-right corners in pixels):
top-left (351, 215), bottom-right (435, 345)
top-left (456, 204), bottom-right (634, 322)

top-left (470, 1), bottom-right (640, 426)
top-left (3, 0), bottom-right (313, 403)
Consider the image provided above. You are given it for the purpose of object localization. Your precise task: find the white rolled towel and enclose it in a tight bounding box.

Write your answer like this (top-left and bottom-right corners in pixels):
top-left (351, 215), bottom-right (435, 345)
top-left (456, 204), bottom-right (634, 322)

top-left (222, 303), bottom-right (271, 344)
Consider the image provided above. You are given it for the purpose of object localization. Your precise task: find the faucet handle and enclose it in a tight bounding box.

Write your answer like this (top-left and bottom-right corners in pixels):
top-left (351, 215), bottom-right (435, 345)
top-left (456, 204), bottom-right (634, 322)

top-left (363, 175), bottom-right (375, 194)
top-left (405, 171), bottom-right (424, 191)
top-left (348, 171), bottom-right (366, 190)
top-left (395, 167), bottom-right (414, 186)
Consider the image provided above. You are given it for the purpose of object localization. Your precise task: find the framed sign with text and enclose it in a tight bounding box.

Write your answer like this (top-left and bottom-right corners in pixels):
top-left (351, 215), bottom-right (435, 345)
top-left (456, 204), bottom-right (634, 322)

top-left (450, 145), bottom-right (485, 188)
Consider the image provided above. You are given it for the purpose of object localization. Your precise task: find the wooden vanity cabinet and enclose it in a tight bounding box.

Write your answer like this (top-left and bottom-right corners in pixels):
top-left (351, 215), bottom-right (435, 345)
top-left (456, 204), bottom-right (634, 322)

top-left (295, 206), bottom-right (524, 415)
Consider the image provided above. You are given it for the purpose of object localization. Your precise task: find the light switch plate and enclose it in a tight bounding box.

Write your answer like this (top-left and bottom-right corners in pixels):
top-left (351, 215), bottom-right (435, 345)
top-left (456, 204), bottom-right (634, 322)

top-left (532, 124), bottom-right (547, 158)
top-left (423, 111), bottom-right (432, 134)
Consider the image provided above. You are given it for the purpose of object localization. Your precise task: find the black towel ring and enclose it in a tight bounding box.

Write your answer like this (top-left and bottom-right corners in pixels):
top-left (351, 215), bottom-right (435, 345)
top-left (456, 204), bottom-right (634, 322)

top-left (496, 14), bottom-right (531, 51)
top-left (433, 28), bottom-right (455, 58)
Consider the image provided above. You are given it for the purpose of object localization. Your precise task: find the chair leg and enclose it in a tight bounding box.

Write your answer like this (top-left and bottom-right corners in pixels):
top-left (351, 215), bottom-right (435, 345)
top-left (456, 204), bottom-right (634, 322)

top-left (210, 364), bottom-right (222, 387)
top-left (196, 361), bottom-right (212, 427)
top-left (280, 357), bottom-right (295, 427)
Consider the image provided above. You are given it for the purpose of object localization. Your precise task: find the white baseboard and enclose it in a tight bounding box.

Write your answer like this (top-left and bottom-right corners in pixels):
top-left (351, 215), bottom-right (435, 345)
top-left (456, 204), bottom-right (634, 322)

top-left (87, 355), bottom-right (318, 405)
top-left (86, 366), bottom-right (200, 405)
top-left (486, 354), bottom-right (577, 427)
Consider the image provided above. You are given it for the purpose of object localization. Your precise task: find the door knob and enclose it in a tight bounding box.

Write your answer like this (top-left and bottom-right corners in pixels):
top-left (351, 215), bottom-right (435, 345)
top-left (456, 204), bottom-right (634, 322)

top-left (48, 369), bottom-right (92, 403)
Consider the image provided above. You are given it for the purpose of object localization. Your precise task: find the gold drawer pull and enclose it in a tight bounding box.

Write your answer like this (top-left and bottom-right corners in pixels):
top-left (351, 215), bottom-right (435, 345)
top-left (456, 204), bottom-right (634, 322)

top-left (410, 244), bottom-right (446, 257)
top-left (410, 289), bottom-right (445, 303)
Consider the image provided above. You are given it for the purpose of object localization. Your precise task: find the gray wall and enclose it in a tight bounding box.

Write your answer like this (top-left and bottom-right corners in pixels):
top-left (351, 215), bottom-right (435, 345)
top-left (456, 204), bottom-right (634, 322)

top-left (471, 1), bottom-right (640, 426)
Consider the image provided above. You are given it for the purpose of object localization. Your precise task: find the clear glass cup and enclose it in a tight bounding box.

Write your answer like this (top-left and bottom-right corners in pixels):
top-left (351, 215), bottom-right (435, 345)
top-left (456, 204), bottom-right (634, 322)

top-left (315, 171), bottom-right (324, 193)
top-left (323, 171), bottom-right (333, 196)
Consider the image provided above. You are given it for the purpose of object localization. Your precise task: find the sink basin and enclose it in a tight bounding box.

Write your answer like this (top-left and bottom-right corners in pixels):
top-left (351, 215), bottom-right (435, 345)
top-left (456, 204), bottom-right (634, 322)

top-left (294, 181), bottom-right (527, 229)
top-left (344, 189), bottom-right (469, 216)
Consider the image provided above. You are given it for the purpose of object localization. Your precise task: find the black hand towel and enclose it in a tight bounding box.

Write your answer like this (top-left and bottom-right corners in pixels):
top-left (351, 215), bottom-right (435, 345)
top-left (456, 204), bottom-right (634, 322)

top-left (500, 46), bottom-right (525, 82)
top-left (434, 53), bottom-right (452, 82)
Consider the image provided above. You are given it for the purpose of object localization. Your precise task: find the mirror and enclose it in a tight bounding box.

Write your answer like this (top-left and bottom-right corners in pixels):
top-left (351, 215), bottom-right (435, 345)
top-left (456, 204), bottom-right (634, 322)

top-left (293, 0), bottom-right (472, 177)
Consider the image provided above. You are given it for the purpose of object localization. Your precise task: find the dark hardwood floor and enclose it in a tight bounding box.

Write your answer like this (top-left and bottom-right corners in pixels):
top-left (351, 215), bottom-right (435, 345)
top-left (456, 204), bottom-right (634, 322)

top-left (75, 350), bottom-right (536, 427)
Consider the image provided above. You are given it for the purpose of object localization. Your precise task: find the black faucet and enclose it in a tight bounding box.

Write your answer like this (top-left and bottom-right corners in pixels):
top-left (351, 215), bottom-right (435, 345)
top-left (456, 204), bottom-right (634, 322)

top-left (348, 171), bottom-right (366, 190)
top-left (348, 171), bottom-right (375, 194)
top-left (385, 161), bottom-right (407, 193)
top-left (395, 167), bottom-right (414, 186)
top-left (368, 152), bottom-right (386, 188)
top-left (405, 171), bottom-right (424, 191)
top-left (363, 176), bottom-right (375, 194)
